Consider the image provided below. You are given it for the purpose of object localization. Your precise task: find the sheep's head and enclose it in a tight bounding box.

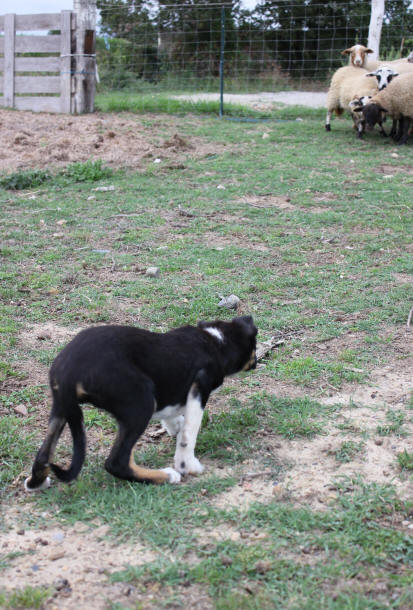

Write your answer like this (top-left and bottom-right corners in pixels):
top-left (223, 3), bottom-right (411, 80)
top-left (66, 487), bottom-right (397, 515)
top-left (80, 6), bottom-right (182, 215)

top-left (366, 66), bottom-right (399, 90)
top-left (351, 102), bottom-right (388, 131)
top-left (349, 96), bottom-right (372, 112)
top-left (342, 44), bottom-right (374, 67)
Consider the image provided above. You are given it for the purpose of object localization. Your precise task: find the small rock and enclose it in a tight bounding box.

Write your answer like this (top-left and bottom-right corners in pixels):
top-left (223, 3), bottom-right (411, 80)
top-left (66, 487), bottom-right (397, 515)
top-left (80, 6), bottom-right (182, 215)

top-left (87, 195), bottom-right (96, 201)
top-left (14, 404), bottom-right (28, 417)
top-left (31, 564), bottom-right (40, 571)
top-left (375, 438), bottom-right (383, 446)
top-left (146, 267), bottom-right (160, 278)
top-left (408, 524), bottom-right (413, 530)
top-left (218, 294), bottom-right (240, 310)
top-left (217, 184), bottom-right (226, 190)
top-left (153, 158), bottom-right (162, 164)
top-left (52, 532), bottom-right (65, 543)
top-left (17, 529), bottom-right (25, 535)
top-left (272, 483), bottom-right (283, 496)
top-left (49, 550), bottom-right (65, 561)
top-left (402, 520), bottom-right (410, 526)
top-left (391, 153), bottom-right (399, 158)
top-left (94, 185), bottom-right (115, 191)
top-left (262, 132), bottom-right (270, 139)
top-left (56, 219), bottom-right (66, 226)
top-left (296, 117), bottom-right (304, 122)
top-left (254, 560), bottom-right (272, 574)
top-left (221, 555), bottom-right (232, 566)
top-left (55, 578), bottom-right (70, 591)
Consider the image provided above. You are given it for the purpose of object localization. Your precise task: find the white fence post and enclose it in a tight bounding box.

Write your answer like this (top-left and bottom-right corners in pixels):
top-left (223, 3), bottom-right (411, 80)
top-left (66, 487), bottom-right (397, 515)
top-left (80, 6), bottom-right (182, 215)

top-left (73, 0), bottom-right (97, 113)
top-left (4, 14), bottom-right (15, 108)
top-left (368, 0), bottom-right (385, 60)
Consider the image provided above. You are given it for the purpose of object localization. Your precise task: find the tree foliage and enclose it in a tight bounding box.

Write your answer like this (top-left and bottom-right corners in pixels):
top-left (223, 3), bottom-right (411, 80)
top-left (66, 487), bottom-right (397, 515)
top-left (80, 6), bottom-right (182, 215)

top-left (96, 0), bottom-right (413, 87)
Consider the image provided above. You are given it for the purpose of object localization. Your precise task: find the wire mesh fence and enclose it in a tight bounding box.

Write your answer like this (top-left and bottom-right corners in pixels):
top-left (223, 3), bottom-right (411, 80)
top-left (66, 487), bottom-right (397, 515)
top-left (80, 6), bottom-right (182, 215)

top-left (96, 1), bottom-right (413, 113)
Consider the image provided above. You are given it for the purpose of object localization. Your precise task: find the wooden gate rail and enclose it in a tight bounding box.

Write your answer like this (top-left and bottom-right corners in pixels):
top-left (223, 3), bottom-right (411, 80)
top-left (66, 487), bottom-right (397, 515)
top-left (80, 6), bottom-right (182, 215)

top-left (0, 11), bottom-right (76, 113)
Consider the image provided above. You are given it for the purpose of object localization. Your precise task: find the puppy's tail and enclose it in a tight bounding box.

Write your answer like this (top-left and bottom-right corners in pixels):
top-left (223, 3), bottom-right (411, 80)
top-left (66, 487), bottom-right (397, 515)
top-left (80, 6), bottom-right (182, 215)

top-left (25, 401), bottom-right (86, 491)
top-left (50, 406), bottom-right (86, 483)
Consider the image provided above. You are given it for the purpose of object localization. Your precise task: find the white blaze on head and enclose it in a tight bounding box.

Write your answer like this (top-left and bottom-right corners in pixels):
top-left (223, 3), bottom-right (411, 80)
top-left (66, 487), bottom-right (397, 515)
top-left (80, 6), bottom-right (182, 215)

top-left (204, 327), bottom-right (224, 342)
top-left (353, 44), bottom-right (364, 66)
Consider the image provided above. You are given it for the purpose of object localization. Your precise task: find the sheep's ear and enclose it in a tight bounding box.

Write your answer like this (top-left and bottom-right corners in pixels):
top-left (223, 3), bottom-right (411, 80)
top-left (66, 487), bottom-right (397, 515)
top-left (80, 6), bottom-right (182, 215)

top-left (341, 48), bottom-right (351, 55)
top-left (393, 71), bottom-right (399, 77)
top-left (365, 72), bottom-right (376, 77)
top-left (366, 48), bottom-right (374, 54)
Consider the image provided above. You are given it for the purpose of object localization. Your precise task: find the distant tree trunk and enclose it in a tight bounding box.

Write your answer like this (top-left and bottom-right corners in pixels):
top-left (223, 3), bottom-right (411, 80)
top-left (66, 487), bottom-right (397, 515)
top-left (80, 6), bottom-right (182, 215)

top-left (368, 0), bottom-right (385, 60)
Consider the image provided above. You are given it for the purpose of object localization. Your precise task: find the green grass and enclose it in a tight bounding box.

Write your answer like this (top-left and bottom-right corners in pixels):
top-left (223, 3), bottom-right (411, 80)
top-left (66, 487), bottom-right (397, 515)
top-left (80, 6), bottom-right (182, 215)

top-left (397, 450), bottom-right (413, 471)
top-left (0, 586), bottom-right (51, 609)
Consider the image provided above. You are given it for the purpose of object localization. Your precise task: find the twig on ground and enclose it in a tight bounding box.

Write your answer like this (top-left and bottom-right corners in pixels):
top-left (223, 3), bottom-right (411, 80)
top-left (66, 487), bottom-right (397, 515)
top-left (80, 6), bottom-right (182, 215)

top-left (105, 212), bottom-right (144, 219)
top-left (240, 470), bottom-right (277, 482)
top-left (407, 306), bottom-right (413, 328)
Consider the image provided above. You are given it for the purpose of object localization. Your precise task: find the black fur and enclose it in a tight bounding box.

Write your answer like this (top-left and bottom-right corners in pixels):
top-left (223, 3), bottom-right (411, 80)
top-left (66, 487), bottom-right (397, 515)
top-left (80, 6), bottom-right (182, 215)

top-left (25, 316), bottom-right (257, 489)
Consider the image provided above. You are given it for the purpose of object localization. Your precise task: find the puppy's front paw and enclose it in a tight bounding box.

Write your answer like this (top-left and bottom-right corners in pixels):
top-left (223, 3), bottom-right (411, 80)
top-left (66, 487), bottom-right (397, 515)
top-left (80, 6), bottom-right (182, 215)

top-left (174, 455), bottom-right (204, 476)
top-left (160, 467), bottom-right (182, 484)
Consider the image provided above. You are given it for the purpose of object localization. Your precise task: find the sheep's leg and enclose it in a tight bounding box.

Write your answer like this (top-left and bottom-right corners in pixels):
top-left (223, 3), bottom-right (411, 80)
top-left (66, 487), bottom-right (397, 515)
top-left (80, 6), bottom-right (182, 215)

top-left (398, 117), bottom-right (411, 145)
top-left (377, 121), bottom-right (387, 137)
top-left (389, 119), bottom-right (398, 139)
top-left (394, 119), bottom-right (404, 142)
top-left (325, 110), bottom-right (332, 131)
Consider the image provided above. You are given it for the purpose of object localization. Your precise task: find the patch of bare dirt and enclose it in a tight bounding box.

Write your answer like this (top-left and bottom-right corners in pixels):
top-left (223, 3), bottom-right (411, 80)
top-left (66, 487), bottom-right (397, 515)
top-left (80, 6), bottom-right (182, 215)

top-left (376, 164), bottom-right (413, 176)
top-left (241, 194), bottom-right (295, 210)
top-left (0, 518), bottom-right (157, 609)
top-left (0, 109), bottom-right (227, 173)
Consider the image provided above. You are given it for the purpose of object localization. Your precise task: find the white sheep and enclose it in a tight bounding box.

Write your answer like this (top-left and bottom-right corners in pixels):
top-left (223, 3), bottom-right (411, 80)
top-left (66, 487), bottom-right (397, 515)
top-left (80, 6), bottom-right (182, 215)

top-left (325, 65), bottom-right (397, 135)
top-left (351, 72), bottom-right (413, 144)
top-left (342, 44), bottom-right (378, 69)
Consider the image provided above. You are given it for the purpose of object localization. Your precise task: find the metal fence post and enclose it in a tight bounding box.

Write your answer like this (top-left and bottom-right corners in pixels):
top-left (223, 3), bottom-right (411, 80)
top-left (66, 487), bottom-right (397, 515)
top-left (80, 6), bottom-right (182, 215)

top-left (219, 6), bottom-right (225, 118)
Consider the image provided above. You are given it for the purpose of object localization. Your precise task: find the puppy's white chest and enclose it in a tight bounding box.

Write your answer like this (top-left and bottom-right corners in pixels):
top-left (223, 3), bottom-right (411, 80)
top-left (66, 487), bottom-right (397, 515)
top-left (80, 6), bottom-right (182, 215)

top-left (151, 404), bottom-right (185, 421)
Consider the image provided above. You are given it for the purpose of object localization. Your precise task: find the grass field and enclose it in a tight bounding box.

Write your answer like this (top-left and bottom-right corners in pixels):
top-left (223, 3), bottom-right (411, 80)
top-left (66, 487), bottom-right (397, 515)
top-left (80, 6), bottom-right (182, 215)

top-left (0, 100), bottom-right (412, 609)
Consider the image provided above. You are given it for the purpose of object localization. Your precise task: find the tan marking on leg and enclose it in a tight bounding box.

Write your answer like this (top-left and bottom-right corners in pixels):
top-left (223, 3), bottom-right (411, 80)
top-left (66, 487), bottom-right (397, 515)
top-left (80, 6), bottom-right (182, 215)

top-left (242, 349), bottom-right (256, 371)
top-left (76, 382), bottom-right (87, 399)
top-left (128, 454), bottom-right (169, 484)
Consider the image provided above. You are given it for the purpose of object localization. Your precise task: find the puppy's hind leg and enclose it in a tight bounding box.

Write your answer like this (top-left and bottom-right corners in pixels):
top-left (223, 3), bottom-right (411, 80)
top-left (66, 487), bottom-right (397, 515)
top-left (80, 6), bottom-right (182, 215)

top-left (105, 419), bottom-right (181, 484)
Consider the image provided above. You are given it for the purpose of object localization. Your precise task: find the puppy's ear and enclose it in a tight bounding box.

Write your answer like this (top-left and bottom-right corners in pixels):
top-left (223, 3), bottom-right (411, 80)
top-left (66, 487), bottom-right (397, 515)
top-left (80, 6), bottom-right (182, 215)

top-left (232, 316), bottom-right (257, 337)
top-left (366, 48), bottom-right (374, 54)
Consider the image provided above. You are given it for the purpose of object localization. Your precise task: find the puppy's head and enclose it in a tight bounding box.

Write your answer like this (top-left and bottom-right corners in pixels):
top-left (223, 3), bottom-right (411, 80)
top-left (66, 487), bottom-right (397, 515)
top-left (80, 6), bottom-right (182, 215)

top-left (198, 315), bottom-right (257, 374)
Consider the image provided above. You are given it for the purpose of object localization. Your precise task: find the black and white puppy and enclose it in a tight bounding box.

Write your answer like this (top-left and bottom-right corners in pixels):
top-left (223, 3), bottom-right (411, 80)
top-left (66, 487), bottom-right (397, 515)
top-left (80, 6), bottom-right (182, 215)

top-left (25, 316), bottom-right (257, 491)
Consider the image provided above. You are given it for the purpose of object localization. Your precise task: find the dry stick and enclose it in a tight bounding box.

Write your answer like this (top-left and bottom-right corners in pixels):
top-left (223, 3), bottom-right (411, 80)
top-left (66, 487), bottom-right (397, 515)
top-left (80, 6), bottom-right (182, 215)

top-left (240, 470), bottom-right (276, 482)
top-left (407, 306), bottom-right (413, 328)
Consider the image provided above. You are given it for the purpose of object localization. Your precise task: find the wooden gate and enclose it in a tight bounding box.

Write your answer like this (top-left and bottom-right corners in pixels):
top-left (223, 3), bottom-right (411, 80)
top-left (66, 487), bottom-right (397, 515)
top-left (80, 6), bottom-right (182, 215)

top-left (0, 10), bottom-right (95, 114)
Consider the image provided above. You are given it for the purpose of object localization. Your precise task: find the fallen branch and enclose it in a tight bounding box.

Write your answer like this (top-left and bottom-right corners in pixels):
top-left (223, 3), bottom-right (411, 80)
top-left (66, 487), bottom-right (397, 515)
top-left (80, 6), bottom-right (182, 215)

top-left (240, 470), bottom-right (277, 482)
top-left (256, 329), bottom-right (304, 361)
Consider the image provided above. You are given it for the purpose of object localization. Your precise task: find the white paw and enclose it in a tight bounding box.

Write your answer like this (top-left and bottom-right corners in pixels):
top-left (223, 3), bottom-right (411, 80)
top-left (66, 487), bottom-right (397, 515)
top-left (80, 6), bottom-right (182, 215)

top-left (174, 455), bottom-right (204, 476)
top-left (24, 476), bottom-right (51, 492)
top-left (161, 467), bottom-right (182, 484)
top-left (161, 415), bottom-right (184, 437)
